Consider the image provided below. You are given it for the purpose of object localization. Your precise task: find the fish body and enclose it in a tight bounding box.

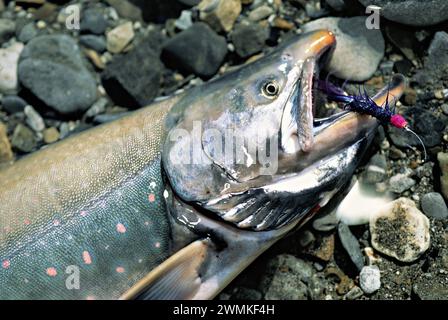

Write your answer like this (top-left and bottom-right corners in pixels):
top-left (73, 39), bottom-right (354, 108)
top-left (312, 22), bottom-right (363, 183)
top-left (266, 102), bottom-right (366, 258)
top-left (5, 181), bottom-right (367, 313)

top-left (0, 30), bottom-right (405, 300)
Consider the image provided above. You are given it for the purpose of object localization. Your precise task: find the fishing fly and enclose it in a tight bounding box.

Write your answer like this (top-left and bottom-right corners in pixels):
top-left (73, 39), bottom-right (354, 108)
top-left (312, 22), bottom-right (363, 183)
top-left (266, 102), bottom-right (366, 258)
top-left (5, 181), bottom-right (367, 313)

top-left (318, 79), bottom-right (427, 162)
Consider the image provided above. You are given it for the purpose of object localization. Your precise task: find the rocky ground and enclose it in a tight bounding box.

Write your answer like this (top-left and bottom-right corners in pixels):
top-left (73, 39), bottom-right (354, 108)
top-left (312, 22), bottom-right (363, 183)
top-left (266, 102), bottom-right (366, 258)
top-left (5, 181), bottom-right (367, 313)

top-left (0, 0), bottom-right (447, 300)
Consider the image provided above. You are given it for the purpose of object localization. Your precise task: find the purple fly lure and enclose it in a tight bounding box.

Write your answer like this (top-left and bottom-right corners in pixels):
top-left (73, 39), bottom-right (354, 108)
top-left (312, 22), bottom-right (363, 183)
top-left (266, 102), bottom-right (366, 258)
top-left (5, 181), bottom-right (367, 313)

top-left (317, 80), bottom-right (408, 129)
top-left (318, 79), bottom-right (427, 161)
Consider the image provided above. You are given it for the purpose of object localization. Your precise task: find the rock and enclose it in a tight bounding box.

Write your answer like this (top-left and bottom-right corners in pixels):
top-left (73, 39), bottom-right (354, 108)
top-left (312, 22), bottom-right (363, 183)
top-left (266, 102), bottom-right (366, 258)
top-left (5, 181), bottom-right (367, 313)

top-left (18, 35), bottom-right (97, 114)
top-left (80, 35), bottom-right (107, 53)
top-left (363, 153), bottom-right (387, 184)
top-left (389, 174), bottom-right (416, 194)
top-left (175, 10), bottom-right (193, 30)
top-left (298, 229), bottom-right (315, 247)
top-left (102, 32), bottom-right (163, 108)
top-left (85, 97), bottom-right (108, 118)
top-left (302, 17), bottom-right (384, 81)
top-left (0, 18), bottom-right (15, 44)
top-left (105, 0), bottom-right (143, 21)
top-left (248, 5), bottom-right (273, 21)
top-left (106, 22), bottom-right (134, 54)
top-left (0, 122), bottom-right (13, 164)
top-left (11, 123), bottom-right (36, 153)
top-left (338, 222), bottom-right (364, 271)
top-left (415, 32), bottom-right (448, 85)
top-left (198, 0), bottom-right (241, 33)
top-left (304, 233), bottom-right (335, 262)
top-left (42, 127), bottom-right (59, 144)
top-left (18, 23), bottom-right (38, 43)
top-left (178, 0), bottom-right (201, 5)
top-left (344, 286), bottom-right (363, 300)
top-left (312, 209), bottom-right (338, 231)
top-left (81, 8), bottom-right (108, 35)
top-left (370, 198), bottom-right (430, 263)
top-left (359, 0), bottom-right (448, 26)
top-left (24, 105), bottom-right (45, 132)
top-left (230, 23), bottom-right (269, 58)
top-left (438, 152), bottom-right (448, 200)
top-left (421, 192), bottom-right (448, 220)
top-left (388, 107), bottom-right (445, 149)
top-left (0, 43), bottom-right (24, 94)
top-left (260, 254), bottom-right (313, 300)
top-left (412, 275), bottom-right (448, 300)
top-left (231, 287), bottom-right (262, 300)
top-left (1, 95), bottom-right (27, 113)
top-left (441, 104), bottom-right (448, 115)
top-left (359, 265), bottom-right (381, 295)
top-left (325, 0), bottom-right (346, 11)
top-left (161, 23), bottom-right (227, 78)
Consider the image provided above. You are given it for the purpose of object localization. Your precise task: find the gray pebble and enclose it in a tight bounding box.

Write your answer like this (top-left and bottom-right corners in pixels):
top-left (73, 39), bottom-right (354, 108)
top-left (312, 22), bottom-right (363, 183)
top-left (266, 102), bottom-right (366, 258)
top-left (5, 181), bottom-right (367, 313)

top-left (302, 16), bottom-right (384, 81)
top-left (415, 32), bottom-right (448, 85)
top-left (389, 174), bottom-right (416, 194)
top-left (421, 192), bottom-right (448, 220)
top-left (18, 34), bottom-right (98, 114)
top-left (338, 222), bottom-right (364, 271)
top-left (344, 286), bottom-right (364, 300)
top-left (79, 35), bottom-right (107, 53)
top-left (363, 153), bottom-right (387, 184)
top-left (85, 97), bottom-right (108, 118)
top-left (1, 95), bottom-right (27, 113)
top-left (359, 0), bottom-right (448, 26)
top-left (230, 23), bottom-right (269, 58)
top-left (11, 123), bottom-right (36, 153)
top-left (0, 18), bottom-right (15, 44)
top-left (359, 265), bottom-right (381, 294)
top-left (24, 105), bottom-right (45, 132)
top-left (18, 23), bottom-right (38, 43)
top-left (175, 10), bottom-right (193, 31)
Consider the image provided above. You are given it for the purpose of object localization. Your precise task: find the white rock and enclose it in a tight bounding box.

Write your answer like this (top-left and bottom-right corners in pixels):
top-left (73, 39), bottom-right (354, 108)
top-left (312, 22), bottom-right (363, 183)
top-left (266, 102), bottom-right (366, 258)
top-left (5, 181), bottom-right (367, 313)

top-left (107, 22), bottom-right (135, 54)
top-left (359, 265), bottom-right (381, 294)
top-left (370, 198), bottom-right (430, 263)
top-left (0, 43), bottom-right (24, 94)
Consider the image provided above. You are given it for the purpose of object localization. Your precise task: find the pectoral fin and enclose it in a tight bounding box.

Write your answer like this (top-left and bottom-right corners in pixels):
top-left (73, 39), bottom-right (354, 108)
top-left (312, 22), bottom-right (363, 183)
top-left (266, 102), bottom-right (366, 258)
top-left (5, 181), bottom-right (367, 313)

top-left (119, 239), bottom-right (208, 300)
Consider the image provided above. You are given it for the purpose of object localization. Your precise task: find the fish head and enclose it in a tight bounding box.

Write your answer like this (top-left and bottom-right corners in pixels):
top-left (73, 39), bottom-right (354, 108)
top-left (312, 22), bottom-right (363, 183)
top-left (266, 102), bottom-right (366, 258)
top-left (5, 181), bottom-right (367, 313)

top-left (162, 30), bottom-right (405, 232)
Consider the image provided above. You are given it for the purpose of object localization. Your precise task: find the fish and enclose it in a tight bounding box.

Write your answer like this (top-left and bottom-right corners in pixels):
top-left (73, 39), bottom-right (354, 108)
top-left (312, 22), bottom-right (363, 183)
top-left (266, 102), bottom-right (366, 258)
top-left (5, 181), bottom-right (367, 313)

top-left (0, 30), bottom-right (405, 300)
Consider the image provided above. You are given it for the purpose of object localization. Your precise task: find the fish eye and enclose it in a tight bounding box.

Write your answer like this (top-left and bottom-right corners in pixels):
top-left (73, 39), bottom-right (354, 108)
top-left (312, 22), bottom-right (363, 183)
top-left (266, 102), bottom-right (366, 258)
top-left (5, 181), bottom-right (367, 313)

top-left (262, 80), bottom-right (280, 98)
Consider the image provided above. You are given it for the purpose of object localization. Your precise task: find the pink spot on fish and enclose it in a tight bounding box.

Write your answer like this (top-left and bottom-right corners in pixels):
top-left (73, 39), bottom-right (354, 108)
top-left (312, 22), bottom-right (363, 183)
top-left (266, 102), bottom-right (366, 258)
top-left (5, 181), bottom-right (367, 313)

top-left (24, 219), bottom-right (30, 226)
top-left (155, 242), bottom-right (161, 248)
top-left (2, 260), bottom-right (10, 269)
top-left (116, 223), bottom-right (126, 233)
top-left (148, 193), bottom-right (156, 203)
top-left (53, 220), bottom-right (60, 227)
top-left (80, 211), bottom-right (87, 217)
top-left (144, 221), bottom-right (150, 226)
top-left (86, 296), bottom-right (96, 301)
top-left (46, 267), bottom-right (57, 277)
top-left (83, 251), bottom-right (92, 265)
top-left (116, 267), bottom-right (125, 273)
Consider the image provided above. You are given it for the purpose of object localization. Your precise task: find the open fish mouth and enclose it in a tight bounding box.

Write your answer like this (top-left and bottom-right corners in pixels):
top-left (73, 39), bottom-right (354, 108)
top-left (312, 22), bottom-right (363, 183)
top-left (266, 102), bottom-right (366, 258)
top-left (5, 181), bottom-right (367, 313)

top-left (202, 30), bottom-right (406, 231)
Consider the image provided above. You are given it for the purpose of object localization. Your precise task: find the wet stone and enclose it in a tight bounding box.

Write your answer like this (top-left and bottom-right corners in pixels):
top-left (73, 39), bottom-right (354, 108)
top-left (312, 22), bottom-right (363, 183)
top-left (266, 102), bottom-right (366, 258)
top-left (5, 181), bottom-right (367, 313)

top-left (43, 127), bottom-right (59, 144)
top-left (0, 43), bottom-right (24, 94)
top-left (302, 16), bottom-right (384, 81)
top-left (230, 23), bottom-right (269, 58)
top-left (389, 174), bottom-right (416, 194)
top-left (363, 153), bottom-right (387, 184)
top-left (18, 35), bottom-right (97, 114)
top-left (11, 123), bottom-right (36, 153)
top-left (80, 35), bottom-right (107, 53)
top-left (344, 286), bottom-right (363, 300)
top-left (0, 18), bottom-right (15, 44)
top-left (106, 21), bottom-right (135, 54)
top-left (161, 23), bottom-right (227, 78)
top-left (198, 0), bottom-right (241, 32)
top-left (338, 222), bottom-right (364, 271)
top-left (1, 95), bottom-right (27, 113)
top-left (421, 192), bottom-right (448, 220)
top-left (231, 287), bottom-right (262, 300)
top-left (18, 22), bottom-right (38, 43)
top-left (260, 254), bottom-right (313, 300)
top-left (24, 105), bottom-right (45, 132)
top-left (415, 31), bottom-right (448, 85)
top-left (81, 8), bottom-right (108, 35)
